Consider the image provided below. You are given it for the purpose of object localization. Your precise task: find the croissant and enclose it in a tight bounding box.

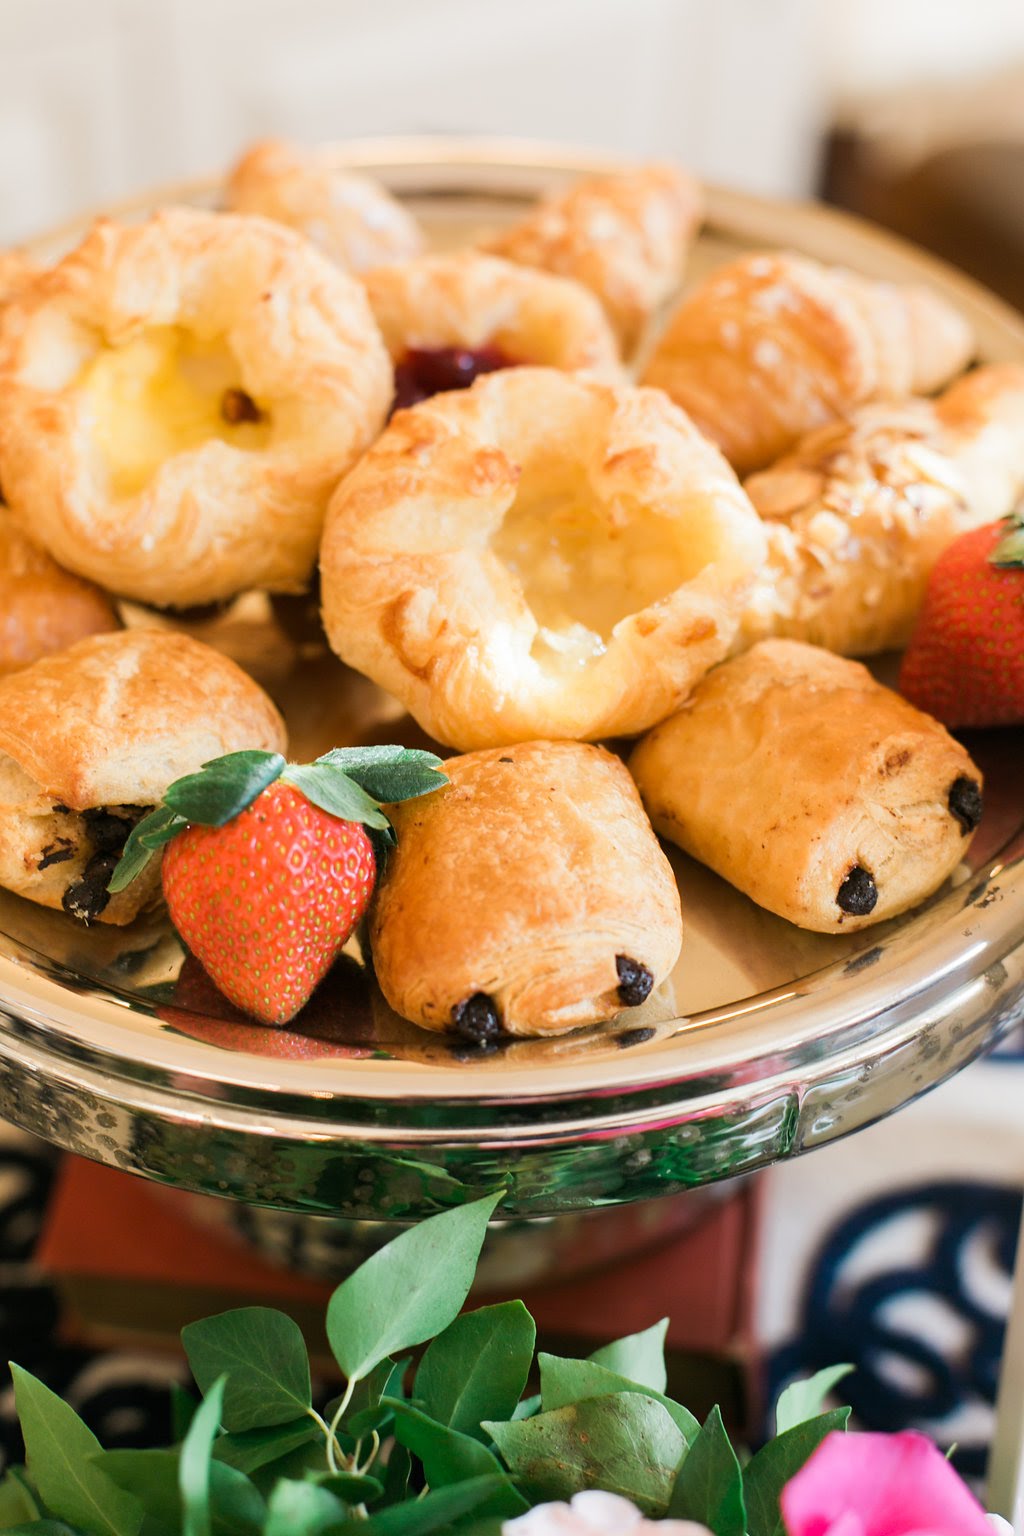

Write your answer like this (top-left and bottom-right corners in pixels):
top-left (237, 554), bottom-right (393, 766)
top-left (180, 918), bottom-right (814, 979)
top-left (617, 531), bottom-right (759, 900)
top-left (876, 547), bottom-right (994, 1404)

top-left (483, 163), bottom-right (702, 355)
top-left (629, 640), bottom-right (983, 934)
top-left (642, 252), bottom-right (974, 473)
top-left (739, 364), bottom-right (1024, 655)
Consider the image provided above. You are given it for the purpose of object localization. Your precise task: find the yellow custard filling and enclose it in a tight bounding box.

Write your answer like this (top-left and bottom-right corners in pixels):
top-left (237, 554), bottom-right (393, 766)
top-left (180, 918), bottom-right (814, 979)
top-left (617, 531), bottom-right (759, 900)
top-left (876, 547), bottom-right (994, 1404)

top-left (80, 328), bottom-right (272, 497)
top-left (492, 474), bottom-right (701, 668)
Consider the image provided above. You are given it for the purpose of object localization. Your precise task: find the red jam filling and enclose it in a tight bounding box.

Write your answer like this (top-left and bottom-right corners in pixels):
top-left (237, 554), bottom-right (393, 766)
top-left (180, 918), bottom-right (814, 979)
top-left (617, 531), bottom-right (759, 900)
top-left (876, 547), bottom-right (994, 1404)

top-left (391, 345), bottom-right (514, 414)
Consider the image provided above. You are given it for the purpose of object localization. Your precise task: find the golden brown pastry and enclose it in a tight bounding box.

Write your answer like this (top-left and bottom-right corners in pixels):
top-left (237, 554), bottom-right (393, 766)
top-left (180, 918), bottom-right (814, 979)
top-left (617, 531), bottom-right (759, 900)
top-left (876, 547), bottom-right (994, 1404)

top-left (320, 367), bottom-right (767, 750)
top-left (0, 249), bottom-right (36, 307)
top-left (0, 628), bottom-right (286, 924)
top-left (0, 507), bottom-right (119, 675)
top-left (483, 163), bottom-right (702, 354)
top-left (224, 138), bottom-right (423, 272)
top-left (364, 251), bottom-right (623, 410)
top-left (642, 252), bottom-right (974, 474)
top-left (740, 365), bottom-right (1024, 654)
top-left (0, 207), bottom-right (391, 608)
top-left (370, 740), bottom-right (683, 1037)
top-left (630, 639), bottom-right (983, 934)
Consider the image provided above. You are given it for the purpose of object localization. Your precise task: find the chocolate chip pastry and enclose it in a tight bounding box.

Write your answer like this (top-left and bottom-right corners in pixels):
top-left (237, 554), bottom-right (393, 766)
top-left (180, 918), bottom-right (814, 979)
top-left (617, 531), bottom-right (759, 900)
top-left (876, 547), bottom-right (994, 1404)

top-left (369, 740), bottom-right (683, 1037)
top-left (629, 639), bottom-right (983, 934)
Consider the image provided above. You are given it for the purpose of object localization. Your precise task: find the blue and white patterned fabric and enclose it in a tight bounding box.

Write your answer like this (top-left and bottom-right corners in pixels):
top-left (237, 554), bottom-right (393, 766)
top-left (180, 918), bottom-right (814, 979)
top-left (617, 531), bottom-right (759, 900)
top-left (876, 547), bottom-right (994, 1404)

top-left (760, 1052), bottom-right (1024, 1483)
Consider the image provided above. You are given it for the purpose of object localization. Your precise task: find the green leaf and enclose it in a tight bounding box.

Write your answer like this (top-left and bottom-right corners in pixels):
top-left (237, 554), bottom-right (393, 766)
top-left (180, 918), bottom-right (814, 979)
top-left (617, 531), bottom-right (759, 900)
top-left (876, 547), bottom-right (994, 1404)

top-left (415, 1303), bottom-right (536, 1442)
top-left (380, 1445), bottom-right (411, 1507)
top-left (181, 1307), bottom-right (312, 1432)
top-left (667, 1406), bottom-right (745, 1536)
top-left (590, 1320), bottom-right (669, 1394)
top-left (537, 1355), bottom-right (699, 1445)
top-left (993, 519), bottom-right (1024, 567)
top-left (11, 1364), bottom-right (143, 1536)
top-left (179, 1376), bottom-right (223, 1536)
top-left (304, 1471), bottom-right (383, 1505)
top-left (389, 1403), bottom-right (527, 1520)
top-left (281, 765), bottom-right (390, 831)
top-left (94, 1450), bottom-right (264, 1536)
top-left (107, 805), bottom-right (188, 892)
top-left (170, 1386), bottom-right (199, 1445)
top-left (263, 1479), bottom-right (347, 1536)
top-left (485, 1393), bottom-right (684, 1516)
top-left (326, 1359), bottom-right (403, 1440)
top-left (248, 1440), bottom-right (333, 1499)
top-left (313, 747), bottom-right (447, 805)
top-left (744, 1407), bottom-right (850, 1536)
top-left (211, 1418), bottom-right (319, 1475)
top-left (510, 1395), bottom-right (541, 1421)
top-left (334, 1477), bottom-right (510, 1535)
top-left (326, 1193), bottom-right (503, 1383)
top-left (775, 1365), bottom-right (854, 1436)
top-left (0, 1467), bottom-right (42, 1528)
top-left (164, 751), bottom-right (286, 826)
top-left (0, 1525), bottom-right (82, 1535)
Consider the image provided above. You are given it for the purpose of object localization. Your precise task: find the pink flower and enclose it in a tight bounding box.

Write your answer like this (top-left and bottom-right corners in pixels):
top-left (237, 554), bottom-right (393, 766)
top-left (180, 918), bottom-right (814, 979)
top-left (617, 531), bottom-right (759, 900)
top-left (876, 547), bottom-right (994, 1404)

top-left (781, 1432), bottom-right (995, 1536)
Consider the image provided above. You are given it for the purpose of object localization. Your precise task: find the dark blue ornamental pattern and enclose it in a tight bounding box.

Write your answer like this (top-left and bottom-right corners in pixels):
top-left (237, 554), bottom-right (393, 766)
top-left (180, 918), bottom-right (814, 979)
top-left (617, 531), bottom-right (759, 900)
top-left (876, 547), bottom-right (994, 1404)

top-left (766, 1180), bottom-right (1022, 1482)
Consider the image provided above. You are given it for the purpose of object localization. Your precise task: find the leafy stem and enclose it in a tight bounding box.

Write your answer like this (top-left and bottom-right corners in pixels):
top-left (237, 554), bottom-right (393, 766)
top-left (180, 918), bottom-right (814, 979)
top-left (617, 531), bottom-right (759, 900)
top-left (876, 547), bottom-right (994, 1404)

top-left (325, 1376), bottom-right (359, 1475)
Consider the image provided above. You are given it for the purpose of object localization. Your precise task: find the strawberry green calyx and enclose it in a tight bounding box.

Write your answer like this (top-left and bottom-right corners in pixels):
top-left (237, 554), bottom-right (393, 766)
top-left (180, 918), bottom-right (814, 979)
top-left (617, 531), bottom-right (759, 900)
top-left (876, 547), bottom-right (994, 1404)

top-left (108, 744), bottom-right (447, 894)
top-left (991, 510), bottom-right (1024, 569)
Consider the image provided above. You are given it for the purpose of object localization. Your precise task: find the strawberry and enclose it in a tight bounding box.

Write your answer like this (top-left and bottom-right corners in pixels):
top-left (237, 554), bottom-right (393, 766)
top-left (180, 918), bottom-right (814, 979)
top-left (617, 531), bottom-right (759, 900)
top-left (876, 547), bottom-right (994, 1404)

top-left (107, 744), bottom-right (447, 1025)
top-left (900, 511), bottom-right (1024, 728)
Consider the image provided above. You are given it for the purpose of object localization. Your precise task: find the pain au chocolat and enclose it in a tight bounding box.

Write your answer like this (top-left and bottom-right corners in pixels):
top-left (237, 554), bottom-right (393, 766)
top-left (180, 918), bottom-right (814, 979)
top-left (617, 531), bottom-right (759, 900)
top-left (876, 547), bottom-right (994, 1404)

top-left (0, 629), bottom-right (286, 924)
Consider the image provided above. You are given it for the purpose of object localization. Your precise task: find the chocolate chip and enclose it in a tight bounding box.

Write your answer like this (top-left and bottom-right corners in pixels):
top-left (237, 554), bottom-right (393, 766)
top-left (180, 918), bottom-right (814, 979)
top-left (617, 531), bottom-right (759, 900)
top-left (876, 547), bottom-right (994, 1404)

top-left (61, 849), bottom-right (119, 924)
top-left (81, 807), bottom-right (137, 855)
top-left (616, 955), bottom-right (654, 1008)
top-left (221, 387), bottom-right (262, 425)
top-left (615, 1026), bottom-right (656, 1048)
top-left (948, 776), bottom-right (983, 834)
top-left (450, 992), bottom-right (503, 1044)
top-left (38, 838), bottom-right (75, 871)
top-left (836, 865), bottom-right (878, 916)
top-left (51, 803), bottom-right (71, 815)
top-left (498, 756), bottom-right (514, 764)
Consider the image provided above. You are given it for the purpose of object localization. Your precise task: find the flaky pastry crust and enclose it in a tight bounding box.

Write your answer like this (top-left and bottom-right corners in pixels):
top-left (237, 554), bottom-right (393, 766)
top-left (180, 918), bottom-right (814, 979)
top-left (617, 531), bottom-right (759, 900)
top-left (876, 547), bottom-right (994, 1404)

top-left (320, 367), bottom-right (767, 750)
top-left (0, 207), bottom-right (392, 607)
top-left (642, 252), bottom-right (974, 474)
top-left (364, 251), bottom-right (623, 379)
top-left (483, 163), bottom-right (702, 354)
top-left (630, 640), bottom-right (982, 934)
top-left (0, 507), bottom-right (119, 676)
top-left (225, 139), bottom-right (423, 272)
top-left (371, 741), bottom-right (682, 1037)
top-left (0, 249), bottom-right (36, 308)
top-left (740, 364), bottom-right (1024, 654)
top-left (0, 628), bottom-right (287, 923)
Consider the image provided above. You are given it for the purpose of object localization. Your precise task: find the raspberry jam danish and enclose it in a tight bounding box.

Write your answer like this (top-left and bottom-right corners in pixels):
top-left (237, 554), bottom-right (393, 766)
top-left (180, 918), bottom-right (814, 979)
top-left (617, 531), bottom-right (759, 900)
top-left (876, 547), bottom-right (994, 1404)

top-left (630, 640), bottom-right (983, 934)
top-left (0, 207), bottom-right (391, 608)
top-left (320, 368), bottom-right (766, 750)
top-left (370, 741), bottom-right (682, 1038)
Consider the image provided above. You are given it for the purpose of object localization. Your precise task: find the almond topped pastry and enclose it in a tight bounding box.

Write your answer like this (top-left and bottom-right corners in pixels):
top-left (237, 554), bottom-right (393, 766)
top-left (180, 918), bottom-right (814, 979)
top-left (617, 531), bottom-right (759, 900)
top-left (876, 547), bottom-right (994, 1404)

top-left (484, 163), bottom-right (702, 354)
top-left (364, 251), bottom-right (623, 413)
top-left (739, 364), bottom-right (1024, 655)
top-left (0, 207), bottom-right (391, 608)
top-left (225, 138), bottom-right (423, 272)
top-left (320, 367), bottom-right (767, 750)
top-left (0, 629), bottom-right (286, 924)
top-left (643, 251), bottom-right (974, 474)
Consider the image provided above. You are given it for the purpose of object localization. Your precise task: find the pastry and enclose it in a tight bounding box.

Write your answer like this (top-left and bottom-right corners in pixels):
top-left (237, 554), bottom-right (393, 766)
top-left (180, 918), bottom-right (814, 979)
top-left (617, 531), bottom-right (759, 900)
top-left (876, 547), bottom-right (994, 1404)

top-left (0, 507), bottom-right (119, 675)
top-left (0, 207), bottom-right (391, 608)
top-left (364, 251), bottom-right (623, 411)
top-left (370, 740), bottom-right (683, 1037)
top-left (629, 639), bottom-right (983, 934)
top-left (0, 249), bottom-right (36, 307)
top-left (740, 364), bottom-right (1024, 654)
top-left (224, 138), bottom-right (423, 272)
top-left (642, 252), bottom-right (974, 473)
top-left (483, 163), bottom-right (702, 354)
top-left (0, 628), bottom-right (286, 924)
top-left (319, 367), bottom-right (767, 750)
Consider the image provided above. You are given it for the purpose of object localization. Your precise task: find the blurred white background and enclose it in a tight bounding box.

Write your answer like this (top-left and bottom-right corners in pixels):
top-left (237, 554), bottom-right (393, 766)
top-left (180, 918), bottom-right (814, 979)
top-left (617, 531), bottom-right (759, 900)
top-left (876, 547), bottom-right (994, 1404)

top-left (1, 0), bottom-right (1024, 245)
